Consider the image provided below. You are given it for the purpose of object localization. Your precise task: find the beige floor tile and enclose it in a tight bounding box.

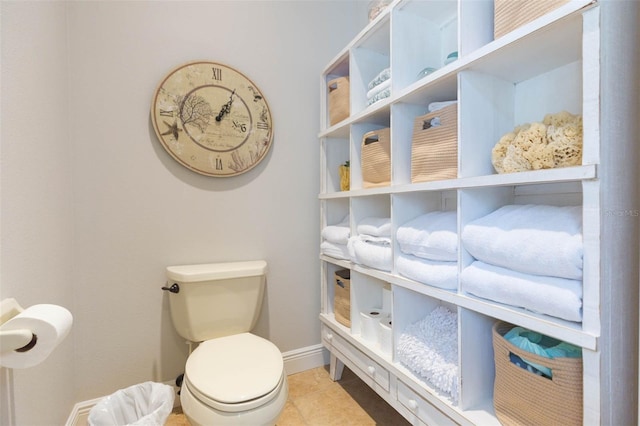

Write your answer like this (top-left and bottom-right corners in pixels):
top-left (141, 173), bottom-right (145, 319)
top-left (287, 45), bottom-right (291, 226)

top-left (165, 365), bottom-right (409, 426)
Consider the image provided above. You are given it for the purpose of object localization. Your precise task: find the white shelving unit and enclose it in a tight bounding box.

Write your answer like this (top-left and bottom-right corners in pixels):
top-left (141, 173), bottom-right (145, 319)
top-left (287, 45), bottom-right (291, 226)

top-left (318, 1), bottom-right (639, 425)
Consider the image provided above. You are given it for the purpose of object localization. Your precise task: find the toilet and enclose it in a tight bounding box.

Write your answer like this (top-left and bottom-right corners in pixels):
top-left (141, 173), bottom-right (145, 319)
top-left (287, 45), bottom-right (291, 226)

top-left (164, 260), bottom-right (288, 426)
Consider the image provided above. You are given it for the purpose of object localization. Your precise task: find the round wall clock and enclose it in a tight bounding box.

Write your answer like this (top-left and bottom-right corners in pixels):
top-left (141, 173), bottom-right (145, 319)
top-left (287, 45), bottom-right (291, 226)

top-left (151, 61), bottom-right (273, 177)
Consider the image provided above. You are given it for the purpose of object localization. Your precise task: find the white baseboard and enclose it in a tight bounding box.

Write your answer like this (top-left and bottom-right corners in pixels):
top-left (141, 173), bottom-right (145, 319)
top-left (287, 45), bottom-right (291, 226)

top-left (282, 343), bottom-right (329, 375)
top-left (65, 344), bottom-right (328, 426)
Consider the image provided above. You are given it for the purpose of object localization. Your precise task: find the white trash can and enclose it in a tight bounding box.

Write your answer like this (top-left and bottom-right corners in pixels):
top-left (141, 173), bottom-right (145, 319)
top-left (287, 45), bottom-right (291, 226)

top-left (88, 381), bottom-right (175, 426)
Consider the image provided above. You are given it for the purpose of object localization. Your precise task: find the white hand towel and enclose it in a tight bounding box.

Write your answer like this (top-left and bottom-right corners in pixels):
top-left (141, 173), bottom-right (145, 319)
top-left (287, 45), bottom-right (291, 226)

top-left (461, 261), bottom-right (582, 322)
top-left (367, 67), bottom-right (391, 90)
top-left (397, 211), bottom-right (458, 261)
top-left (396, 253), bottom-right (458, 290)
top-left (320, 241), bottom-right (350, 261)
top-left (348, 235), bottom-right (392, 271)
top-left (366, 78), bottom-right (391, 100)
top-left (461, 204), bottom-right (583, 280)
top-left (357, 217), bottom-right (391, 238)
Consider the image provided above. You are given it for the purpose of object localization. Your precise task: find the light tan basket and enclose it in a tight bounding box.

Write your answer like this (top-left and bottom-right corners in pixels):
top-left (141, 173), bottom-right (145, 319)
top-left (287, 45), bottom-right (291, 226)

top-left (328, 76), bottom-right (350, 126)
top-left (361, 128), bottom-right (391, 188)
top-left (411, 103), bottom-right (457, 183)
top-left (334, 269), bottom-right (351, 328)
top-left (493, 322), bottom-right (583, 426)
top-left (494, 0), bottom-right (569, 39)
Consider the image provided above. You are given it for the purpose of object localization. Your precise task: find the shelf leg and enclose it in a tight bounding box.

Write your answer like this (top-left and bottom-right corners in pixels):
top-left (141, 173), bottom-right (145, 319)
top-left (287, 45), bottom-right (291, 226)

top-left (329, 353), bottom-right (344, 381)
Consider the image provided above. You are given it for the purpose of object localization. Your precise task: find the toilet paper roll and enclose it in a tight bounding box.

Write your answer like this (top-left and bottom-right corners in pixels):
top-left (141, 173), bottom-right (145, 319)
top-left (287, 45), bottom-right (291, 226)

top-left (360, 309), bottom-right (385, 344)
top-left (379, 316), bottom-right (392, 356)
top-left (0, 304), bottom-right (73, 369)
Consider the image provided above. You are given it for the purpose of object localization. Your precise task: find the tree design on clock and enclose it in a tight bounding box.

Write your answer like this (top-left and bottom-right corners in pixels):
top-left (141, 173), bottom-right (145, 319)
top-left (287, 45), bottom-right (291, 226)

top-left (151, 61), bottom-right (273, 177)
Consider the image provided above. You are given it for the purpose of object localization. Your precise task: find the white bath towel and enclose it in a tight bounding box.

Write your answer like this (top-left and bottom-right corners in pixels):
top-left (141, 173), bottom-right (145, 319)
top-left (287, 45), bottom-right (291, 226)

top-left (321, 224), bottom-right (350, 245)
top-left (357, 217), bottom-right (391, 238)
top-left (396, 211), bottom-right (458, 261)
top-left (461, 261), bottom-right (582, 322)
top-left (320, 241), bottom-right (350, 261)
top-left (396, 254), bottom-right (458, 290)
top-left (397, 306), bottom-right (458, 403)
top-left (461, 204), bottom-right (583, 280)
top-left (348, 235), bottom-right (392, 271)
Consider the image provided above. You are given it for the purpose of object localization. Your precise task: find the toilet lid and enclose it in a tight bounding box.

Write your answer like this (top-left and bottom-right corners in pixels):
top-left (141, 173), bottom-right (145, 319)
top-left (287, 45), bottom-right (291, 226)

top-left (185, 333), bottom-right (284, 405)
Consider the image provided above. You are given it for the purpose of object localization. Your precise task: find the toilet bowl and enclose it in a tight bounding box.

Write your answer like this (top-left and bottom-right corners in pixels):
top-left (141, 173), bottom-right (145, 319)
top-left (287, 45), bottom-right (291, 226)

top-left (179, 333), bottom-right (288, 426)
top-left (163, 261), bottom-right (288, 426)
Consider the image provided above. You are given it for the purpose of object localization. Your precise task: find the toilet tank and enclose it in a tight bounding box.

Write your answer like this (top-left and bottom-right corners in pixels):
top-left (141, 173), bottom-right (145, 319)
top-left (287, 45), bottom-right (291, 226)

top-left (165, 260), bottom-right (267, 342)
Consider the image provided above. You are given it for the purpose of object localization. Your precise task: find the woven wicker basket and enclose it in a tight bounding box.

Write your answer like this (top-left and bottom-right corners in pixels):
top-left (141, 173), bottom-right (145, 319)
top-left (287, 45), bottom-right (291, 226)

top-left (328, 76), bottom-right (350, 126)
top-left (493, 322), bottom-right (583, 426)
top-left (411, 103), bottom-right (457, 183)
top-left (494, 0), bottom-right (569, 39)
top-left (361, 128), bottom-right (391, 188)
top-left (334, 269), bottom-right (351, 328)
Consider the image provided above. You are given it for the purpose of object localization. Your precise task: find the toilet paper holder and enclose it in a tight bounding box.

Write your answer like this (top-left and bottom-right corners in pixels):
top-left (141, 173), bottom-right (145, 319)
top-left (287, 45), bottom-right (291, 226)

top-left (0, 298), bottom-right (37, 353)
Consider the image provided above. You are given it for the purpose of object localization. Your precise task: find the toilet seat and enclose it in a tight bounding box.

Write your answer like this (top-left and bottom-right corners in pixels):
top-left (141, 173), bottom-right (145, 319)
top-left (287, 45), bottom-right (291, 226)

top-left (184, 333), bottom-right (284, 413)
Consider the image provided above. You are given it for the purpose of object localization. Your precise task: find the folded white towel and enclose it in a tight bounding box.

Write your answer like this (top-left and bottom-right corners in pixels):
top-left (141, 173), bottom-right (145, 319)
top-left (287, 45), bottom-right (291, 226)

top-left (397, 211), bottom-right (458, 261)
top-left (396, 254), bottom-right (458, 290)
top-left (397, 306), bottom-right (458, 403)
top-left (428, 100), bottom-right (457, 112)
top-left (368, 67), bottom-right (391, 90)
top-left (357, 217), bottom-right (391, 238)
top-left (367, 88), bottom-right (391, 106)
top-left (461, 261), bottom-right (582, 322)
top-left (366, 78), bottom-right (391, 100)
top-left (321, 224), bottom-right (350, 245)
top-left (348, 235), bottom-right (392, 271)
top-left (320, 241), bottom-right (350, 261)
top-left (462, 204), bottom-right (583, 280)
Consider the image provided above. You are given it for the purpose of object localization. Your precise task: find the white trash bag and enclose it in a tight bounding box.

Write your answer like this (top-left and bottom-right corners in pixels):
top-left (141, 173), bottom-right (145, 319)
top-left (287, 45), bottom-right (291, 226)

top-left (88, 381), bottom-right (175, 426)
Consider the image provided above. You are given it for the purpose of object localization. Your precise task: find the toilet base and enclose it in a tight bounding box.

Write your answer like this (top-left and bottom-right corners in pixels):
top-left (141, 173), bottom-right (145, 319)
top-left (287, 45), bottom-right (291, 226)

top-left (180, 373), bottom-right (288, 426)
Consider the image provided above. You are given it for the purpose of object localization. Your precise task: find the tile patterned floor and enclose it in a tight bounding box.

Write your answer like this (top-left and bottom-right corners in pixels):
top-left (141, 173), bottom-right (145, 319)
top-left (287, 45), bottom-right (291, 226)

top-left (166, 365), bottom-right (410, 425)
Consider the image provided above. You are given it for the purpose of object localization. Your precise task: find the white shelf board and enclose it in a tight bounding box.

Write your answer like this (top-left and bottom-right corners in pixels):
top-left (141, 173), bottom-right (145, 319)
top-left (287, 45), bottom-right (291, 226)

top-left (320, 165), bottom-right (597, 199)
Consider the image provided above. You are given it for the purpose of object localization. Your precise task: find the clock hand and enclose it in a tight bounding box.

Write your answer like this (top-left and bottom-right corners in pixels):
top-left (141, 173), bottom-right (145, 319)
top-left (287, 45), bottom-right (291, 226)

top-left (215, 89), bottom-right (236, 122)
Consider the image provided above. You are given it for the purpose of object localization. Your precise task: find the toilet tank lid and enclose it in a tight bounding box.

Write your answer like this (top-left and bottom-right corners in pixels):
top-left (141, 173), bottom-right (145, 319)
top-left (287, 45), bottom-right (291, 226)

top-left (166, 260), bottom-right (267, 282)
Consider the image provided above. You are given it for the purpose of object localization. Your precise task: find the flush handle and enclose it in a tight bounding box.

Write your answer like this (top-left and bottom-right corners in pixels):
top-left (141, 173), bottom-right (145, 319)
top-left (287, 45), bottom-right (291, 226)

top-left (161, 283), bottom-right (180, 294)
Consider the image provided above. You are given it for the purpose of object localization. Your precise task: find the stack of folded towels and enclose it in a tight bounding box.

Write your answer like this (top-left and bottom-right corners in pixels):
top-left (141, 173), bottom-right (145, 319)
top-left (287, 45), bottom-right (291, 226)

top-left (397, 306), bottom-right (459, 404)
top-left (320, 215), bottom-right (350, 260)
top-left (348, 217), bottom-right (392, 271)
top-left (366, 68), bottom-right (391, 107)
top-left (460, 204), bottom-right (583, 322)
top-left (395, 211), bottom-right (458, 290)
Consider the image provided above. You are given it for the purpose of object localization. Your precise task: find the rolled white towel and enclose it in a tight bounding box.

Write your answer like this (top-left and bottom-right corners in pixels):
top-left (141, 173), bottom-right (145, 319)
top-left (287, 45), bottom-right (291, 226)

top-left (397, 211), bottom-right (457, 261)
top-left (461, 261), bottom-right (582, 322)
top-left (348, 235), bottom-right (392, 271)
top-left (320, 241), bottom-right (350, 261)
top-left (357, 217), bottom-right (391, 238)
top-left (462, 204), bottom-right (583, 280)
top-left (396, 253), bottom-right (458, 290)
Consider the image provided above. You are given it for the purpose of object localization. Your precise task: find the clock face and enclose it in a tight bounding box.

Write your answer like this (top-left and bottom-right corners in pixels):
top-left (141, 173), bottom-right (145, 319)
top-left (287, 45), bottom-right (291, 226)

top-left (151, 61), bottom-right (273, 177)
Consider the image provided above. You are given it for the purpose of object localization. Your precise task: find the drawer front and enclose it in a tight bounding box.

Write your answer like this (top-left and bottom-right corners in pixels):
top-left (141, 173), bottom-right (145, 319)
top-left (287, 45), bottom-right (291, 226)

top-left (397, 380), bottom-right (458, 426)
top-left (321, 324), bottom-right (334, 349)
top-left (330, 331), bottom-right (390, 391)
